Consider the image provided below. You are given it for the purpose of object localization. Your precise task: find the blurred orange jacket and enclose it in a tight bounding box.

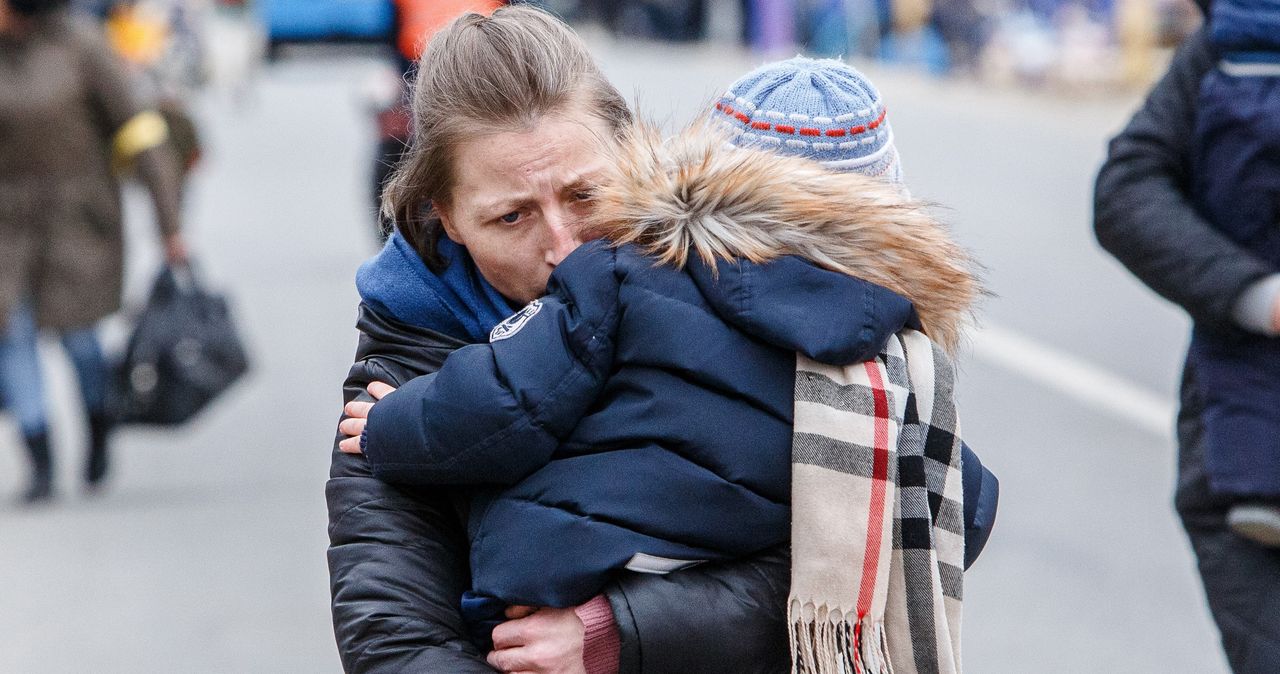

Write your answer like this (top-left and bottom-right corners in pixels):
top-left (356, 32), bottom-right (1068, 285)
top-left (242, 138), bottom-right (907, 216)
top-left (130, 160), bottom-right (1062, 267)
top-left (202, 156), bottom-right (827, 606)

top-left (105, 4), bottom-right (170, 68)
top-left (395, 0), bottom-right (504, 61)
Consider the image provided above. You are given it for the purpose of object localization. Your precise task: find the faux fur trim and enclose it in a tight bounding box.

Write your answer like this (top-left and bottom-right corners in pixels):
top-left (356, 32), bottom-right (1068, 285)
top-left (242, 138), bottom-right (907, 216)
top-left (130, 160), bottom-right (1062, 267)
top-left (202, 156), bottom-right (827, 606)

top-left (585, 120), bottom-right (983, 354)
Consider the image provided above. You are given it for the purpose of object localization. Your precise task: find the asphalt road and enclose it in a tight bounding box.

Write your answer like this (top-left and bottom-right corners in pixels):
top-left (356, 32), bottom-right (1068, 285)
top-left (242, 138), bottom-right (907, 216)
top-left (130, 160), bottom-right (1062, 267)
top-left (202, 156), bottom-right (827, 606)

top-left (0, 33), bottom-right (1228, 673)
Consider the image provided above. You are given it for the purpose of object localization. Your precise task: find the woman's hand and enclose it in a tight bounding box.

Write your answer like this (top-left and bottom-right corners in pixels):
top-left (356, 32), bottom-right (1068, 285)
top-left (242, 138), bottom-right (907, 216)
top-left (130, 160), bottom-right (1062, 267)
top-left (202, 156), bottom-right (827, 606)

top-left (337, 382), bottom-right (396, 454)
top-left (486, 606), bottom-right (587, 674)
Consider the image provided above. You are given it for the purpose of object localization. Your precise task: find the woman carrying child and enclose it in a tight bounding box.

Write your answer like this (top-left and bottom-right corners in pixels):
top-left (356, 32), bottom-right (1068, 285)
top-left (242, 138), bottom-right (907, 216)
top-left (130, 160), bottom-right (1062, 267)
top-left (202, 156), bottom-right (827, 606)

top-left (329, 7), bottom-right (997, 674)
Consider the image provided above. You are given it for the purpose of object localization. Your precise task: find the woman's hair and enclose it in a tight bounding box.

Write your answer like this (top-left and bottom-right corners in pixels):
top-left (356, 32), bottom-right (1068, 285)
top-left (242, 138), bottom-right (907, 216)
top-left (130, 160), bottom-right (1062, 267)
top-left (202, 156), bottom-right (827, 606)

top-left (382, 5), bottom-right (632, 270)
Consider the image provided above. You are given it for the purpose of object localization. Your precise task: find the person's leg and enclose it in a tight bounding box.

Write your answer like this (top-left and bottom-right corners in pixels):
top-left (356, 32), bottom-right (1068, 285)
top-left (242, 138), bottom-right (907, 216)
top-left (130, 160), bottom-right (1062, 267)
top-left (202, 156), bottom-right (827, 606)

top-left (1176, 361), bottom-right (1280, 672)
top-left (0, 304), bottom-right (54, 502)
top-left (59, 325), bottom-right (112, 487)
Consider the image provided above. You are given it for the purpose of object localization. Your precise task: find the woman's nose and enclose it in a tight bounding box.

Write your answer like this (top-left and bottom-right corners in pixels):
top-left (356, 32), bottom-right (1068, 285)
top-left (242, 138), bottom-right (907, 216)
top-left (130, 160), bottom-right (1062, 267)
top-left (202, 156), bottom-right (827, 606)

top-left (543, 213), bottom-right (583, 266)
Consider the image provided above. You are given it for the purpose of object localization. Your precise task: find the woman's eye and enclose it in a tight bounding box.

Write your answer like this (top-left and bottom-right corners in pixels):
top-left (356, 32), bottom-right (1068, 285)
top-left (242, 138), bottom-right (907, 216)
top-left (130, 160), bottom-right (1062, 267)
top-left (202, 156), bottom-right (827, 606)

top-left (499, 212), bottom-right (522, 224)
top-left (573, 190), bottom-right (595, 201)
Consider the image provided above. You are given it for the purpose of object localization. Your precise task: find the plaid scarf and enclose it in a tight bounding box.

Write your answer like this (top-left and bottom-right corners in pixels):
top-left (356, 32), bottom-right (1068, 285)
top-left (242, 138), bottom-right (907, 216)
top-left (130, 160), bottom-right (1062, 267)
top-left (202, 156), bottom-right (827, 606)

top-left (789, 329), bottom-right (964, 674)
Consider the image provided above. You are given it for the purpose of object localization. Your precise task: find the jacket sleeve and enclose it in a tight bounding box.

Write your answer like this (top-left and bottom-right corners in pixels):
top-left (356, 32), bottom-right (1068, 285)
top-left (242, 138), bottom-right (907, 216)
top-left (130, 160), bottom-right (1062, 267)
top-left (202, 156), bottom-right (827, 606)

top-left (1093, 29), bottom-right (1273, 331)
top-left (960, 441), bottom-right (998, 570)
top-left (328, 320), bottom-right (497, 673)
top-left (363, 244), bottom-right (621, 486)
top-left (603, 546), bottom-right (792, 674)
top-left (74, 19), bottom-right (182, 238)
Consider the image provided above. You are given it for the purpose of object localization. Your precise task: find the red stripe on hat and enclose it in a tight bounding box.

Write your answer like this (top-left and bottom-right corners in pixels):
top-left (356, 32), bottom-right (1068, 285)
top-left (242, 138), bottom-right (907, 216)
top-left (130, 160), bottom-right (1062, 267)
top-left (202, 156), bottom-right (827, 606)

top-left (774, 125), bottom-right (795, 134)
top-left (799, 127), bottom-right (821, 136)
top-left (751, 121), bottom-right (771, 130)
top-left (868, 108), bottom-right (888, 130)
top-left (735, 112), bottom-right (750, 123)
top-left (825, 129), bottom-right (846, 137)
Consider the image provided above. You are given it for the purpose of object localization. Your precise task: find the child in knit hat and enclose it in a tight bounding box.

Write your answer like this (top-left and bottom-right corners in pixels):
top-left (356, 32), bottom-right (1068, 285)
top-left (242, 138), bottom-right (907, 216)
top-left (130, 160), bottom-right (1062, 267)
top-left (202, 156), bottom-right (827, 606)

top-left (712, 56), bottom-right (905, 185)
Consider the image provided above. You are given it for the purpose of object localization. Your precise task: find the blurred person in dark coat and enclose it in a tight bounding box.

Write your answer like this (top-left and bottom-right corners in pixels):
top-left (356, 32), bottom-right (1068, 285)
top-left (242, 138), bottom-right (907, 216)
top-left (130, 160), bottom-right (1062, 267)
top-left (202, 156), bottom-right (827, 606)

top-left (1094, 0), bottom-right (1280, 669)
top-left (0, 0), bottom-right (188, 503)
top-left (1184, 0), bottom-right (1280, 546)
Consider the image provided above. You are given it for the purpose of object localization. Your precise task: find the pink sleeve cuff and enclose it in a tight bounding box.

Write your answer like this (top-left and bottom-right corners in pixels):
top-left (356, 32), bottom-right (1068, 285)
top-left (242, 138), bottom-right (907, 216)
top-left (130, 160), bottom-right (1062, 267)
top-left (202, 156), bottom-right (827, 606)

top-left (575, 595), bottom-right (621, 674)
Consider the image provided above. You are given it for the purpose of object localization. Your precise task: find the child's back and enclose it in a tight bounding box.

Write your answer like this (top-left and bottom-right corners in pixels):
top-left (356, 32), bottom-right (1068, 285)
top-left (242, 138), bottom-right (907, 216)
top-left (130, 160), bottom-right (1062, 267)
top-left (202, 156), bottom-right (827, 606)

top-left (1189, 0), bottom-right (1280, 543)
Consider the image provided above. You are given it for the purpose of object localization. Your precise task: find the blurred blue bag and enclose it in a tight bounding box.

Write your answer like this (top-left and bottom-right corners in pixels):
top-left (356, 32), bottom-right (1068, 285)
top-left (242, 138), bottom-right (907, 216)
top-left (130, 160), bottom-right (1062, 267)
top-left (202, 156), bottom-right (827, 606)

top-left (112, 265), bottom-right (249, 426)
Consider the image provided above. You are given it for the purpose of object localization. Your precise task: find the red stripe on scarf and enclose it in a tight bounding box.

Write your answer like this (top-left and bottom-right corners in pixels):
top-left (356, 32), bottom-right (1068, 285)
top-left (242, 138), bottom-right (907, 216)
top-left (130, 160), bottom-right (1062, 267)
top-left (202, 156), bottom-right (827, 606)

top-left (856, 362), bottom-right (892, 619)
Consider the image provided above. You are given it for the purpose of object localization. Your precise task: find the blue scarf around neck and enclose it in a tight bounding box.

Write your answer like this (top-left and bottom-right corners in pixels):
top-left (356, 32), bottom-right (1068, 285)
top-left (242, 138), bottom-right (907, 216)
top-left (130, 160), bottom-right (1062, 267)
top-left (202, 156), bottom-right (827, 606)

top-left (356, 232), bottom-right (516, 343)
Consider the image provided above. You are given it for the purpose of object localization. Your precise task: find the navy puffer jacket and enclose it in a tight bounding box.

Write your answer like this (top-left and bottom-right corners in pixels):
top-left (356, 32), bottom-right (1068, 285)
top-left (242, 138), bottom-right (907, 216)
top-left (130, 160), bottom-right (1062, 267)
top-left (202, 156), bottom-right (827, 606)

top-left (364, 240), bottom-right (929, 607)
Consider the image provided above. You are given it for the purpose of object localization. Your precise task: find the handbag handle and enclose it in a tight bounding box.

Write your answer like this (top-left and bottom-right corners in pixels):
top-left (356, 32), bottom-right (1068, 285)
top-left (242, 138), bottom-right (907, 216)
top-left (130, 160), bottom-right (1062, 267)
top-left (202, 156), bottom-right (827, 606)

top-left (152, 260), bottom-right (203, 303)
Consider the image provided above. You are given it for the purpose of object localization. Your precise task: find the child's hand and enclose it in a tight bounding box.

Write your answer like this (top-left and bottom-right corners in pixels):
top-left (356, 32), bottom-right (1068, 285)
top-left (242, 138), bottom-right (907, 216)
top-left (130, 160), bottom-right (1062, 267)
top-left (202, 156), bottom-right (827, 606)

top-left (337, 382), bottom-right (396, 454)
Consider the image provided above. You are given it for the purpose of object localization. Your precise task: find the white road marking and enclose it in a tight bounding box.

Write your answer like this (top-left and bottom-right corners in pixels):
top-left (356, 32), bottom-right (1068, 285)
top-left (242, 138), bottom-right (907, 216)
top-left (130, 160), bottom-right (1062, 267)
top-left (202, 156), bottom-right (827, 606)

top-left (968, 323), bottom-right (1177, 439)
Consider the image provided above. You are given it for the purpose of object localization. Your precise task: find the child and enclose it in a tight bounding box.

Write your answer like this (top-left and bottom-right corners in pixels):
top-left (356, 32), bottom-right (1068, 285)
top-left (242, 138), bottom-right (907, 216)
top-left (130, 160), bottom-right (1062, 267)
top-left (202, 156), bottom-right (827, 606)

top-left (1189, 0), bottom-right (1280, 547)
top-left (355, 59), bottom-right (991, 651)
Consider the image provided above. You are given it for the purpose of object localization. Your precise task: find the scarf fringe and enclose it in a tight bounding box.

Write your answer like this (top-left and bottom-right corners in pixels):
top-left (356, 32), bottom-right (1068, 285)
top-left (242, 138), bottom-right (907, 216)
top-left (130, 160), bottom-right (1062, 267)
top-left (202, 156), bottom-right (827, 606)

top-left (789, 603), bottom-right (893, 674)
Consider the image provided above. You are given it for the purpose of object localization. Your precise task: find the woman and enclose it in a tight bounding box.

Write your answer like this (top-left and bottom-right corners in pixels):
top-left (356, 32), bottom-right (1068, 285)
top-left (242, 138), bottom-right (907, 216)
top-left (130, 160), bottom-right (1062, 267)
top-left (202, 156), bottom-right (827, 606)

top-left (327, 8), bottom-right (793, 673)
top-left (0, 0), bottom-right (187, 503)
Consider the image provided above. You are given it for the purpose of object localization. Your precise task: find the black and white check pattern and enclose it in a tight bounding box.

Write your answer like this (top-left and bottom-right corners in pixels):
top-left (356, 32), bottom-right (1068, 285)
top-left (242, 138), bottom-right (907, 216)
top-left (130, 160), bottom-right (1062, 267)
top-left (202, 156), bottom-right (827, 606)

top-left (789, 329), bottom-right (964, 674)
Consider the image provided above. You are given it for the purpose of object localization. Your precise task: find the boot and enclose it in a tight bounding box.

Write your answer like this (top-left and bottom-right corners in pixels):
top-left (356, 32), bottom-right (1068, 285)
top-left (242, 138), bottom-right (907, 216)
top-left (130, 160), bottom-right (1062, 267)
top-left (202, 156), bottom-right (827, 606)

top-left (21, 432), bottom-right (53, 504)
top-left (84, 412), bottom-right (113, 490)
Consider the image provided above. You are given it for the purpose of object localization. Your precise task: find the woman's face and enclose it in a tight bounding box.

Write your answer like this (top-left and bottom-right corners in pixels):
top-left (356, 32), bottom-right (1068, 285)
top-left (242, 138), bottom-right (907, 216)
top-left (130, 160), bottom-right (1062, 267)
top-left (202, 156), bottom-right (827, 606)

top-left (437, 110), bottom-right (614, 305)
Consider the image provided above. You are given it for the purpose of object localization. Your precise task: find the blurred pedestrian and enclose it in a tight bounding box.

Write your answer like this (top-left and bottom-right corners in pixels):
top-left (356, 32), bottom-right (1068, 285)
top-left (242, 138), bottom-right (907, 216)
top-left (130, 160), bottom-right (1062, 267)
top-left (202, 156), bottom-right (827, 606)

top-left (931, 0), bottom-right (988, 74)
top-left (1094, 1), bottom-right (1280, 669)
top-left (1186, 0), bottom-right (1280, 548)
top-left (368, 0), bottom-right (503, 240)
top-left (0, 0), bottom-right (188, 503)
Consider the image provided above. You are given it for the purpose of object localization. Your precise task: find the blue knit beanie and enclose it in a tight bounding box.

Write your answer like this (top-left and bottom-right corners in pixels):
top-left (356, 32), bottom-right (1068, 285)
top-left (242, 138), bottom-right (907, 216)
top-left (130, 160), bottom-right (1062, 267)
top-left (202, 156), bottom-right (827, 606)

top-left (715, 57), bottom-right (903, 184)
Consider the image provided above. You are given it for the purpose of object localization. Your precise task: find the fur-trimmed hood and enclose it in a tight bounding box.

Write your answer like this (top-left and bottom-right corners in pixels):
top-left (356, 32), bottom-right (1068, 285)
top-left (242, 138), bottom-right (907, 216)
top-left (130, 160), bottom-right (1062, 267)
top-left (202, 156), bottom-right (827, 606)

top-left (586, 121), bottom-right (982, 354)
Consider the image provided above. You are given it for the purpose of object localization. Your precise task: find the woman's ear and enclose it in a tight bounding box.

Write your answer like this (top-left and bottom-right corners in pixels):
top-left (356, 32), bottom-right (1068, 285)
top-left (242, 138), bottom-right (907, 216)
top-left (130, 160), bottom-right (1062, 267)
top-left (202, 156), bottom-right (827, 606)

top-left (434, 201), bottom-right (465, 245)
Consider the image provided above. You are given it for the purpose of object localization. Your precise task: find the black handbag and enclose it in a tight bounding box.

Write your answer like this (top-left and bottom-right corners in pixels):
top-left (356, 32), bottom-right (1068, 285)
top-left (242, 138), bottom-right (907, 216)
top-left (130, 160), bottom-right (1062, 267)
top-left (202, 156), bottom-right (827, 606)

top-left (112, 264), bottom-right (250, 426)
